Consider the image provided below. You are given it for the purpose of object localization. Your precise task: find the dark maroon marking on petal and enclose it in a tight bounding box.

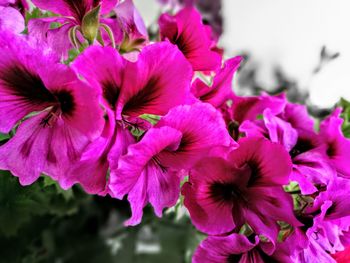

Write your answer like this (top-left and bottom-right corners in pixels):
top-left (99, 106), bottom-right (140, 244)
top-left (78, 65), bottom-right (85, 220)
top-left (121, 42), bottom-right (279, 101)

top-left (326, 141), bottom-right (338, 158)
top-left (152, 156), bottom-right (167, 173)
top-left (245, 160), bottom-right (262, 187)
top-left (177, 133), bottom-right (196, 153)
top-left (289, 137), bottom-right (316, 158)
top-left (122, 76), bottom-right (162, 116)
top-left (175, 34), bottom-right (194, 57)
top-left (46, 131), bottom-right (57, 164)
top-left (19, 126), bottom-right (42, 157)
top-left (101, 81), bottom-right (120, 110)
top-left (63, 0), bottom-right (90, 23)
top-left (0, 64), bottom-right (56, 106)
top-left (209, 182), bottom-right (247, 205)
top-left (52, 90), bottom-right (75, 116)
top-left (20, 137), bottom-right (35, 158)
top-left (92, 0), bottom-right (101, 8)
top-left (227, 254), bottom-right (242, 263)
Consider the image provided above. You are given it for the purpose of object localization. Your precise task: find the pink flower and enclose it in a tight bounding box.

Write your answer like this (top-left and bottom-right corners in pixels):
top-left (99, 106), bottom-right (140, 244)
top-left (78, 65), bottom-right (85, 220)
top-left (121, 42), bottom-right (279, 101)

top-left (182, 137), bottom-right (299, 242)
top-left (64, 41), bottom-right (193, 194)
top-left (0, 32), bottom-right (104, 186)
top-left (191, 56), bottom-right (242, 108)
top-left (240, 106), bottom-right (336, 195)
top-left (29, 0), bottom-right (119, 57)
top-left (159, 7), bottom-right (221, 71)
top-left (320, 108), bottom-right (350, 178)
top-left (109, 103), bottom-right (233, 225)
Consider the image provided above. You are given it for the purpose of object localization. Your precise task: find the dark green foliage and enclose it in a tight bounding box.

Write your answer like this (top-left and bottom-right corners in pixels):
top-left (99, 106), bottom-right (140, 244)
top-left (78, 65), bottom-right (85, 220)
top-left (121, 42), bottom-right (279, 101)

top-left (0, 171), bottom-right (201, 263)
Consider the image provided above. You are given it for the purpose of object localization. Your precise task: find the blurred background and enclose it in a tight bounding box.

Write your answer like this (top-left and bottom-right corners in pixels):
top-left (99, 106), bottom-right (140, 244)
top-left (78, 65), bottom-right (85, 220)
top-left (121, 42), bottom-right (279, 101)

top-left (136, 0), bottom-right (350, 110)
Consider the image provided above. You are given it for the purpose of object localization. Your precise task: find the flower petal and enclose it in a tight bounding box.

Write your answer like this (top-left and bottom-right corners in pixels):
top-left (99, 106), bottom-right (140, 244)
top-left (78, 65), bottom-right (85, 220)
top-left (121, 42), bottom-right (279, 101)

top-left (156, 103), bottom-right (235, 170)
top-left (109, 126), bottom-right (182, 225)
top-left (0, 6), bottom-right (24, 33)
top-left (117, 42), bottom-right (193, 118)
top-left (159, 7), bottom-right (221, 71)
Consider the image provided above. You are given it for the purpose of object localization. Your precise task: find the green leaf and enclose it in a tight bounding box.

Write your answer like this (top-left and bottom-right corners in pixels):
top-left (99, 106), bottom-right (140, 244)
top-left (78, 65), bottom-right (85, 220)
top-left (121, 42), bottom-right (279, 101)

top-left (337, 98), bottom-right (350, 138)
top-left (81, 5), bottom-right (101, 45)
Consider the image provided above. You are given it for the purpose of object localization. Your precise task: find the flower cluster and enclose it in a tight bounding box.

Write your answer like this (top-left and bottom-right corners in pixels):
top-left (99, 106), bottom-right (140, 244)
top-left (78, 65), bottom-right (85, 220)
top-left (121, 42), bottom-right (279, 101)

top-left (1, 1), bottom-right (350, 262)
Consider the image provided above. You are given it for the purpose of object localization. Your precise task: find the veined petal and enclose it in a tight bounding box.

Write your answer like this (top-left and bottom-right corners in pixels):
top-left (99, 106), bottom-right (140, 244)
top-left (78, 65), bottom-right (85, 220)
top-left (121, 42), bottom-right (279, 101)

top-left (32, 0), bottom-right (117, 22)
top-left (72, 45), bottom-right (126, 110)
top-left (192, 56), bottom-right (242, 108)
top-left (109, 126), bottom-right (182, 225)
top-left (0, 33), bottom-right (58, 132)
top-left (0, 111), bottom-right (90, 185)
top-left (182, 157), bottom-right (242, 235)
top-left (117, 42), bottom-right (193, 118)
top-left (38, 63), bottom-right (104, 140)
top-left (263, 108), bottom-right (298, 152)
top-left (193, 234), bottom-right (258, 263)
top-left (159, 7), bottom-right (221, 71)
top-left (228, 137), bottom-right (293, 186)
top-left (156, 103), bottom-right (235, 170)
top-left (320, 108), bottom-right (350, 178)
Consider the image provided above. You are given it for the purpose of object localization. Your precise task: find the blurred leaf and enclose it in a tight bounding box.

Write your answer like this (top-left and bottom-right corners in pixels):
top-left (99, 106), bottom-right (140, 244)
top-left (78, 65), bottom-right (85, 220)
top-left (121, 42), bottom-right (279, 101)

top-left (338, 98), bottom-right (350, 138)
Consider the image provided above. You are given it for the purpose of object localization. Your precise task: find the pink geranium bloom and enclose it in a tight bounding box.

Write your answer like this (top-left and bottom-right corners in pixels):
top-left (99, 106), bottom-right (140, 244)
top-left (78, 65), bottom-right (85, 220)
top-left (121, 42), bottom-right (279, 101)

top-left (191, 56), bottom-right (242, 108)
top-left (193, 233), bottom-right (295, 263)
top-left (182, 137), bottom-right (299, 242)
top-left (109, 103), bottom-right (233, 225)
top-left (278, 102), bottom-right (315, 133)
top-left (29, 0), bottom-right (119, 57)
top-left (0, 32), bottom-right (104, 186)
top-left (241, 107), bottom-right (335, 195)
top-left (159, 7), bottom-right (221, 71)
top-left (304, 177), bottom-right (350, 254)
top-left (319, 108), bottom-right (350, 178)
top-left (65, 41), bottom-right (193, 194)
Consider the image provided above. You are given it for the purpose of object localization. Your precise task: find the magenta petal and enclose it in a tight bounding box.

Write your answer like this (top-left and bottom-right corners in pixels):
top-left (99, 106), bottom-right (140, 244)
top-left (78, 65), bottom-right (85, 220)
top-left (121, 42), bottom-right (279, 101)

top-left (228, 137), bottom-right (293, 186)
top-left (280, 102), bottom-right (315, 132)
top-left (263, 108), bottom-right (298, 152)
top-left (32, 0), bottom-right (110, 20)
top-left (193, 234), bottom-right (258, 263)
top-left (117, 42), bottom-right (193, 118)
top-left (65, 123), bottom-right (134, 194)
top-left (0, 6), bottom-right (24, 33)
top-left (109, 126), bottom-right (182, 225)
top-left (72, 45), bottom-right (126, 110)
top-left (291, 149), bottom-right (336, 195)
top-left (231, 93), bottom-right (286, 124)
top-left (32, 0), bottom-right (76, 17)
top-left (246, 186), bottom-right (301, 242)
top-left (28, 17), bottom-right (71, 45)
top-left (159, 7), bottom-right (221, 71)
top-left (320, 108), bottom-right (350, 178)
top-left (46, 23), bottom-right (74, 59)
top-left (191, 56), bottom-right (242, 107)
top-left (100, 0), bottom-right (118, 14)
top-left (39, 63), bottom-right (104, 140)
top-left (114, 0), bottom-right (148, 39)
top-left (0, 33), bottom-right (57, 133)
top-left (156, 103), bottom-right (235, 170)
top-left (182, 157), bottom-right (240, 235)
top-left (64, 136), bottom-right (111, 193)
top-left (0, 112), bottom-right (90, 185)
